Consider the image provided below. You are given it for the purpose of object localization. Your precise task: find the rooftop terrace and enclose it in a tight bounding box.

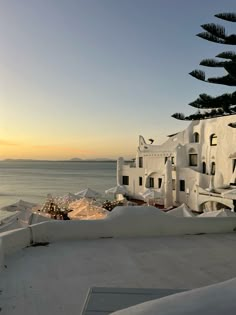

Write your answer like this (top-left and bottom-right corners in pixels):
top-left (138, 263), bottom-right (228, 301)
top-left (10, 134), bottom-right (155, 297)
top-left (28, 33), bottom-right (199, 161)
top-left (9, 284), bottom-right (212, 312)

top-left (1, 233), bottom-right (236, 315)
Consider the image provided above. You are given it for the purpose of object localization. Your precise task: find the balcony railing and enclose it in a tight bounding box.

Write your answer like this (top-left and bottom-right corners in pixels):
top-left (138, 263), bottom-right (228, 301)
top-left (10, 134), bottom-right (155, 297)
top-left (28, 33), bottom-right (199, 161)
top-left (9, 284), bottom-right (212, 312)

top-left (123, 161), bottom-right (136, 168)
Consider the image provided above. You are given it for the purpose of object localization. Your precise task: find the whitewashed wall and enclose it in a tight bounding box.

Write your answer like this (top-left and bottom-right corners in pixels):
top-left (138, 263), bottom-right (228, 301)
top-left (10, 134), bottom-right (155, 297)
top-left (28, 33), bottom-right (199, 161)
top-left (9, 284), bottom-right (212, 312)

top-left (1, 205), bottom-right (236, 270)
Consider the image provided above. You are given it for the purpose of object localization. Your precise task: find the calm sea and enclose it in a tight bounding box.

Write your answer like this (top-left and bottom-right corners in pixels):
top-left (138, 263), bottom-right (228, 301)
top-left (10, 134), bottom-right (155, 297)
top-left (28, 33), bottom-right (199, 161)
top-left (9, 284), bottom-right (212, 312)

top-left (0, 161), bottom-right (117, 208)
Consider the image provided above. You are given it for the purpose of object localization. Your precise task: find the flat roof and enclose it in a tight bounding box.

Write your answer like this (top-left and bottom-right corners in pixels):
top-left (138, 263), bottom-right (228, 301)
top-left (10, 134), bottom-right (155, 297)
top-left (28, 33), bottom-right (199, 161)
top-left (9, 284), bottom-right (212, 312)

top-left (2, 233), bottom-right (236, 315)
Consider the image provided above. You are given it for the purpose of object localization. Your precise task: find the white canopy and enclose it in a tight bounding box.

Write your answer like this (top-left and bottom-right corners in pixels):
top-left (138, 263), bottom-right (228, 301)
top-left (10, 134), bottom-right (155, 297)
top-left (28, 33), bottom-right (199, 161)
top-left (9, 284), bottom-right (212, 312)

top-left (74, 188), bottom-right (101, 199)
top-left (140, 189), bottom-right (162, 200)
top-left (167, 203), bottom-right (194, 217)
top-left (105, 185), bottom-right (127, 195)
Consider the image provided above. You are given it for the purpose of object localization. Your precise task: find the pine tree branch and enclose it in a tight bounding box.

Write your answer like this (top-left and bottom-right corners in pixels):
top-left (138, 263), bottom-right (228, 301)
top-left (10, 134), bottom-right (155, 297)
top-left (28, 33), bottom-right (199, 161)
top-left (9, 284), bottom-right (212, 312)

top-left (224, 62), bottom-right (236, 79)
top-left (225, 35), bottom-right (236, 45)
top-left (216, 51), bottom-right (236, 60)
top-left (189, 92), bottom-right (236, 109)
top-left (189, 70), bottom-right (205, 81)
top-left (171, 113), bottom-right (186, 120)
top-left (200, 58), bottom-right (225, 67)
top-left (172, 11), bottom-right (236, 121)
top-left (207, 74), bottom-right (236, 86)
top-left (215, 13), bottom-right (236, 22)
top-left (197, 32), bottom-right (236, 45)
top-left (197, 32), bottom-right (225, 44)
top-left (201, 23), bottom-right (226, 39)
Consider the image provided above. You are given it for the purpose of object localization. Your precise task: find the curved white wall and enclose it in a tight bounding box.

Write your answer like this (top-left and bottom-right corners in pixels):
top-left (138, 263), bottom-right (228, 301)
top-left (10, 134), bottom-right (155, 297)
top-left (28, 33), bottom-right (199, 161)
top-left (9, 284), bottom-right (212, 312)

top-left (1, 206), bottom-right (236, 270)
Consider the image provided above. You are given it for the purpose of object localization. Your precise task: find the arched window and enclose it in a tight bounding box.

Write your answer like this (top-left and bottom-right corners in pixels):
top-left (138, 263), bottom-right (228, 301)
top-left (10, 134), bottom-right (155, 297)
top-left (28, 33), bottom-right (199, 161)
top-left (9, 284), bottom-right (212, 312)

top-left (210, 134), bottom-right (217, 146)
top-left (189, 148), bottom-right (198, 166)
top-left (211, 162), bottom-right (216, 175)
top-left (202, 162), bottom-right (206, 174)
top-left (193, 132), bottom-right (199, 143)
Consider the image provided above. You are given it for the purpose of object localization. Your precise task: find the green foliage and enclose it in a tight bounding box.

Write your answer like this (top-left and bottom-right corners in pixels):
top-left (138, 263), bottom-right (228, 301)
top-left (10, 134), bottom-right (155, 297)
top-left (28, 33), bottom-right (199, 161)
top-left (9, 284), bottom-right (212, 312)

top-left (215, 13), bottom-right (236, 22)
top-left (216, 51), bottom-right (236, 60)
top-left (189, 70), bottom-right (205, 81)
top-left (200, 58), bottom-right (225, 67)
top-left (172, 12), bottom-right (236, 121)
top-left (171, 113), bottom-right (186, 120)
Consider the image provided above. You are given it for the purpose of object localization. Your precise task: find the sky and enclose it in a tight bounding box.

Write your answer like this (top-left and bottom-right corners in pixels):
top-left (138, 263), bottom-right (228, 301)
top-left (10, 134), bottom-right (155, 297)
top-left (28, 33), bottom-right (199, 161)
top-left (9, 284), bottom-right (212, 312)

top-left (1, 0), bottom-right (236, 160)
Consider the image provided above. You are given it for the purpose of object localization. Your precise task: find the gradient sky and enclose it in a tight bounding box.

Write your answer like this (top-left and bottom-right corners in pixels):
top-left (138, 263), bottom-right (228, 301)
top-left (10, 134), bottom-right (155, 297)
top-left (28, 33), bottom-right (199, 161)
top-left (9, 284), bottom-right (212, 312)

top-left (1, 0), bottom-right (236, 160)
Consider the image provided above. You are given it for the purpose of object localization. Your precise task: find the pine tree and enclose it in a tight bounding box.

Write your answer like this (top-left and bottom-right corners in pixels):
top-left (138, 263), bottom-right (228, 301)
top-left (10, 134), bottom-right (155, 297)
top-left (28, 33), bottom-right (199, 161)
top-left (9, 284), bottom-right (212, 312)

top-left (172, 13), bottom-right (236, 121)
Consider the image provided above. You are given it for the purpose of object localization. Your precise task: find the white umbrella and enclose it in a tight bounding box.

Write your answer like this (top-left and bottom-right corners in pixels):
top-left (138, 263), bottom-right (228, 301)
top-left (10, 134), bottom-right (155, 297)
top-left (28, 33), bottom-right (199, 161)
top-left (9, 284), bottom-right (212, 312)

top-left (74, 188), bottom-right (101, 199)
top-left (1, 199), bottom-right (37, 212)
top-left (105, 185), bottom-right (127, 195)
top-left (140, 189), bottom-right (162, 200)
top-left (62, 192), bottom-right (80, 202)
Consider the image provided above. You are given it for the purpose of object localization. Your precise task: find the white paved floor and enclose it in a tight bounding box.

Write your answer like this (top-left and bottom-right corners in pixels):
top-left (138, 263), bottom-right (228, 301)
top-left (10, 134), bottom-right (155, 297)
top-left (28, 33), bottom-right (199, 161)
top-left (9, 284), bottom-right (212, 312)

top-left (1, 233), bottom-right (236, 315)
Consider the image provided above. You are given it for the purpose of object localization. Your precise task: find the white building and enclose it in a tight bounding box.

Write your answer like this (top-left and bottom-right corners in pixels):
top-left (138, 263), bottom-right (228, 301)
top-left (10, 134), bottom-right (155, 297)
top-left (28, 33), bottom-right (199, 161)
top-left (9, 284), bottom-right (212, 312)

top-left (117, 115), bottom-right (236, 212)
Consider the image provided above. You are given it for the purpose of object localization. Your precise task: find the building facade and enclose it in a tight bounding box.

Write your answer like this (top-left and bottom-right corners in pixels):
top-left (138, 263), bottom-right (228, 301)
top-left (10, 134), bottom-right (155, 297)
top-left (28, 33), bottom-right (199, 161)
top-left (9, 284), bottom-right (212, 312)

top-left (117, 115), bottom-right (236, 212)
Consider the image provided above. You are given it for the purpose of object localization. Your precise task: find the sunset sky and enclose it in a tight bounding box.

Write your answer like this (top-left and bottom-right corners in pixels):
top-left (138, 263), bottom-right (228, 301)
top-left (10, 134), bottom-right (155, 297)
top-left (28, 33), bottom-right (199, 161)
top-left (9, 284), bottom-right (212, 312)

top-left (1, 0), bottom-right (235, 160)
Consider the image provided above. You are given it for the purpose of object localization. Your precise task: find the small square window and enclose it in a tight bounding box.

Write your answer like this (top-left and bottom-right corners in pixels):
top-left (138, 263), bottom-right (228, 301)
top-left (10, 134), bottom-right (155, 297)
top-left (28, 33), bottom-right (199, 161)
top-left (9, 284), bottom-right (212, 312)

top-left (189, 154), bottom-right (198, 166)
top-left (139, 157), bottom-right (143, 168)
top-left (149, 177), bottom-right (154, 188)
top-left (180, 180), bottom-right (185, 192)
top-left (210, 134), bottom-right (217, 146)
top-left (122, 176), bottom-right (129, 185)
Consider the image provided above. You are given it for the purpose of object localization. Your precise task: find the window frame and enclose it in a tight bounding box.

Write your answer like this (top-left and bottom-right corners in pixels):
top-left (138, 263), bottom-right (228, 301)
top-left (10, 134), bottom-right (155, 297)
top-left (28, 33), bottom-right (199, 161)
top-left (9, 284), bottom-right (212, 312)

top-left (210, 134), bottom-right (217, 146)
top-left (149, 177), bottom-right (154, 188)
top-left (189, 153), bottom-right (198, 167)
top-left (138, 157), bottom-right (143, 168)
top-left (122, 176), bottom-right (129, 186)
top-left (180, 179), bottom-right (185, 192)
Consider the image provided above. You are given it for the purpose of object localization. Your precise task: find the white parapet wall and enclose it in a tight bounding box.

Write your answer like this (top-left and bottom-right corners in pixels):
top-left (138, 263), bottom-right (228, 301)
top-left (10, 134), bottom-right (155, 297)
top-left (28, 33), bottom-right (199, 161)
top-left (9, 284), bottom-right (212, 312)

top-left (0, 227), bottom-right (32, 271)
top-left (29, 206), bottom-right (236, 242)
top-left (0, 238), bottom-right (4, 271)
top-left (1, 206), bottom-right (236, 269)
top-left (0, 227), bottom-right (31, 255)
top-left (31, 219), bottom-right (110, 243)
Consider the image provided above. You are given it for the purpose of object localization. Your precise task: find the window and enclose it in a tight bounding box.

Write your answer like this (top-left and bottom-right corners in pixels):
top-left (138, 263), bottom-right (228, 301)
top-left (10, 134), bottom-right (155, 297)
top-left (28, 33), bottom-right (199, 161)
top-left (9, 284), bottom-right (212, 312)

top-left (180, 180), bottom-right (185, 192)
top-left (139, 177), bottom-right (143, 186)
top-left (158, 178), bottom-right (162, 188)
top-left (211, 162), bottom-right (215, 175)
top-left (172, 179), bottom-right (176, 190)
top-left (149, 177), bottom-right (154, 188)
top-left (164, 156), bottom-right (173, 164)
top-left (210, 134), bottom-right (217, 146)
top-left (233, 159), bottom-right (236, 173)
top-left (202, 162), bottom-right (206, 174)
top-left (122, 176), bottom-right (129, 185)
top-left (139, 157), bottom-right (143, 168)
top-left (189, 154), bottom-right (198, 166)
top-left (193, 132), bottom-right (199, 143)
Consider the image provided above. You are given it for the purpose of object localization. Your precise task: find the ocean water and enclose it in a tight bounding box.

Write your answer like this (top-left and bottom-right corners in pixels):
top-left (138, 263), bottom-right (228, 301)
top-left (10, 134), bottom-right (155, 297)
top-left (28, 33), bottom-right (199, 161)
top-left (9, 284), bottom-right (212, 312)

top-left (0, 161), bottom-right (117, 209)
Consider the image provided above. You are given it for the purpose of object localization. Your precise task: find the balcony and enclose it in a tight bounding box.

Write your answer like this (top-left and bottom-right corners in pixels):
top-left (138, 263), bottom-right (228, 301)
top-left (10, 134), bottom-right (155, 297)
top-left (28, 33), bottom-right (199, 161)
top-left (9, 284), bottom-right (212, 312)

top-left (124, 161), bottom-right (136, 168)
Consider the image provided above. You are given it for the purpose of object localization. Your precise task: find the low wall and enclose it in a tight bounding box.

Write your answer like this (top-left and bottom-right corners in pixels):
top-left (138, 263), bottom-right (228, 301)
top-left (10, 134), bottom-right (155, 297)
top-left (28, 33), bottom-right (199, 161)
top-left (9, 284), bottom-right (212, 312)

top-left (0, 227), bottom-right (31, 271)
top-left (31, 219), bottom-right (109, 243)
top-left (0, 238), bottom-right (3, 270)
top-left (1, 206), bottom-right (236, 270)
top-left (24, 206), bottom-right (236, 242)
